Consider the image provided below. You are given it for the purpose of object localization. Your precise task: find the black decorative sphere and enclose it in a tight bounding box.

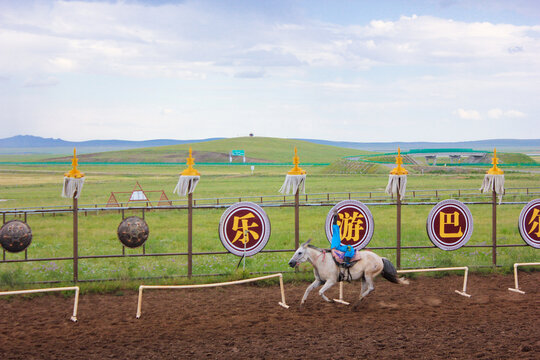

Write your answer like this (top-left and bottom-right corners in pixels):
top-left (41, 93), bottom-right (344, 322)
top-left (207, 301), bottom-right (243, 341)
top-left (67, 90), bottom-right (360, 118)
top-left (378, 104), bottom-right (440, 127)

top-left (117, 216), bottom-right (149, 248)
top-left (0, 220), bottom-right (33, 253)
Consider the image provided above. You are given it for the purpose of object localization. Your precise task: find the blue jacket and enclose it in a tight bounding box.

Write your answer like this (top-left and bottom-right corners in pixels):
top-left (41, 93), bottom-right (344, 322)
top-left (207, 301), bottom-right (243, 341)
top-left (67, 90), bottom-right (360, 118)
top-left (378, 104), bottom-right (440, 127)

top-left (331, 224), bottom-right (355, 258)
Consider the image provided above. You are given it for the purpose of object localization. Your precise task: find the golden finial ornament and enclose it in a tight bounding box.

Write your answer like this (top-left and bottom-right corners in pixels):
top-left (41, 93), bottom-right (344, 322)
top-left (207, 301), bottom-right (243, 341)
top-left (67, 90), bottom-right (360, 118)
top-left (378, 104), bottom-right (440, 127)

top-left (487, 148), bottom-right (504, 175)
top-left (181, 147), bottom-right (200, 176)
top-left (287, 147), bottom-right (306, 175)
top-left (64, 148), bottom-right (85, 178)
top-left (390, 147), bottom-right (408, 175)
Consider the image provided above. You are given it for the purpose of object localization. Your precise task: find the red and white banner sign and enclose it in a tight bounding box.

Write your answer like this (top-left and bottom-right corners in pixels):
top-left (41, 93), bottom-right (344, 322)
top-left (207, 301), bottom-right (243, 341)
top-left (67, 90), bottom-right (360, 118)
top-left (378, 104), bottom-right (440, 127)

top-left (426, 199), bottom-right (473, 251)
top-left (219, 202), bottom-right (271, 257)
top-left (325, 200), bottom-right (374, 250)
top-left (518, 198), bottom-right (540, 249)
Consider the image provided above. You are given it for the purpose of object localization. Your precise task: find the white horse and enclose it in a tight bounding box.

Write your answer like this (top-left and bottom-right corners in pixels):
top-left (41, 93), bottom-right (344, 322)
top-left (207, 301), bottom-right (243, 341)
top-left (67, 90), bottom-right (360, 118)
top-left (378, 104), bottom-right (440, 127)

top-left (288, 239), bottom-right (409, 307)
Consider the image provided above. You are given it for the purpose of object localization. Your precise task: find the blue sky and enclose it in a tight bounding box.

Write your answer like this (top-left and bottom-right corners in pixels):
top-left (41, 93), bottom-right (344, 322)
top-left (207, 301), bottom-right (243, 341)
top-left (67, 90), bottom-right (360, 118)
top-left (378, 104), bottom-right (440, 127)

top-left (0, 0), bottom-right (539, 141)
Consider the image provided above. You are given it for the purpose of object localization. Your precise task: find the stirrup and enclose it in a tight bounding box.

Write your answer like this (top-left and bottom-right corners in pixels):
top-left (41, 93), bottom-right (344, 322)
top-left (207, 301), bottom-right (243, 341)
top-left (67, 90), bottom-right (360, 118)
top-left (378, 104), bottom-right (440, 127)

top-left (342, 256), bottom-right (353, 268)
top-left (338, 268), bottom-right (353, 283)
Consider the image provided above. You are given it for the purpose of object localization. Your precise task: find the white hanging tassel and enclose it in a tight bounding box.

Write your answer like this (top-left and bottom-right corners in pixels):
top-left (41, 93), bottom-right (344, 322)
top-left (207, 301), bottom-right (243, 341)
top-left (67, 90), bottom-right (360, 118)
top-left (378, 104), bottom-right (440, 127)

top-left (480, 174), bottom-right (505, 204)
top-left (173, 175), bottom-right (200, 196)
top-left (279, 174), bottom-right (306, 195)
top-left (385, 174), bottom-right (407, 201)
top-left (62, 177), bottom-right (85, 199)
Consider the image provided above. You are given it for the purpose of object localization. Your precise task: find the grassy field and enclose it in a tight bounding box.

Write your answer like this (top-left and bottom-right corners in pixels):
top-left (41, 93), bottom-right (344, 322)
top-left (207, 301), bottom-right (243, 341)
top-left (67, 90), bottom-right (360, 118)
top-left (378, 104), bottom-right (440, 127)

top-left (1, 164), bottom-right (538, 286)
top-left (0, 138), bottom-right (539, 289)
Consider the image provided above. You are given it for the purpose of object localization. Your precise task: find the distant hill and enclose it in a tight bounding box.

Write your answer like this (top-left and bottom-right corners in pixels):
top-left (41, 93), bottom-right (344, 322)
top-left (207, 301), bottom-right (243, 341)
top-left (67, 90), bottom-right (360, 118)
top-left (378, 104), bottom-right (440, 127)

top-left (298, 138), bottom-right (540, 152)
top-left (47, 137), bottom-right (371, 163)
top-left (0, 135), bottom-right (223, 155)
top-left (1, 135), bottom-right (539, 157)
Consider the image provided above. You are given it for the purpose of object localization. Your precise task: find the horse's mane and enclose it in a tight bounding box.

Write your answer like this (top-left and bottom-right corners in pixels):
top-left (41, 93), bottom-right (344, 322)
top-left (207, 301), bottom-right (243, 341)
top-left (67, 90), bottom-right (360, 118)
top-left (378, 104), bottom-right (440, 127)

top-left (307, 244), bottom-right (326, 252)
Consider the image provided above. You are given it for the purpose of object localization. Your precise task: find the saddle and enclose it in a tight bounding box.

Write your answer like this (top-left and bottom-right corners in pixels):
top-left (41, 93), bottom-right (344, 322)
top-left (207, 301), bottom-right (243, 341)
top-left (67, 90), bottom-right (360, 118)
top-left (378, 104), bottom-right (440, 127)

top-left (330, 249), bottom-right (362, 283)
top-left (330, 249), bottom-right (361, 268)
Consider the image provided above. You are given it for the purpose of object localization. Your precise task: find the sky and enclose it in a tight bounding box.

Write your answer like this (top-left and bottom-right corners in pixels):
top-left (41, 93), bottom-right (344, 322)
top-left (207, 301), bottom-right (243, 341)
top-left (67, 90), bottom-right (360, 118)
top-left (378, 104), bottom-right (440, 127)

top-left (0, 0), bottom-right (539, 142)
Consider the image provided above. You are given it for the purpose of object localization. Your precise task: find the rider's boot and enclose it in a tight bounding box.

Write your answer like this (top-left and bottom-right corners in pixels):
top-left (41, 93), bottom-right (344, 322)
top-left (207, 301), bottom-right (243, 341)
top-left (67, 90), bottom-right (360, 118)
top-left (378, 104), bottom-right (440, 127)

top-left (343, 256), bottom-right (352, 267)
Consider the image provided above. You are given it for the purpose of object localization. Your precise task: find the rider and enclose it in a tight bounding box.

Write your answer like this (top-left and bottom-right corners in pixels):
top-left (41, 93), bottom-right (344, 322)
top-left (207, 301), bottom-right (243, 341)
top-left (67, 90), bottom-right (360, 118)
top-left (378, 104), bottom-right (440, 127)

top-left (331, 211), bottom-right (355, 267)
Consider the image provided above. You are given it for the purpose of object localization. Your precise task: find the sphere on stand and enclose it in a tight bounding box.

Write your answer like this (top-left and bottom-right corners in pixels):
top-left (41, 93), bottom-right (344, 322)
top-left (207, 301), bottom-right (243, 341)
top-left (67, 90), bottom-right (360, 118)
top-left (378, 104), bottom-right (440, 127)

top-left (117, 216), bottom-right (149, 248)
top-left (0, 220), bottom-right (33, 253)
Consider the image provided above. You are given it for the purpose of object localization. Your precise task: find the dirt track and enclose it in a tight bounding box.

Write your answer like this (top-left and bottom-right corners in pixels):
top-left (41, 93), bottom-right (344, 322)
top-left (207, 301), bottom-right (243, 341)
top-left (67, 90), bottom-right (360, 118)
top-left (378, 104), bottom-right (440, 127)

top-left (1, 273), bottom-right (539, 359)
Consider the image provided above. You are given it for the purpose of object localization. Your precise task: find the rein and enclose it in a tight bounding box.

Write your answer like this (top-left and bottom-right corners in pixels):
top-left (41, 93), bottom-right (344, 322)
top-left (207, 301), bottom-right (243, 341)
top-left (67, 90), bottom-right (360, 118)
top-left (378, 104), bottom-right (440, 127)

top-left (315, 249), bottom-right (327, 262)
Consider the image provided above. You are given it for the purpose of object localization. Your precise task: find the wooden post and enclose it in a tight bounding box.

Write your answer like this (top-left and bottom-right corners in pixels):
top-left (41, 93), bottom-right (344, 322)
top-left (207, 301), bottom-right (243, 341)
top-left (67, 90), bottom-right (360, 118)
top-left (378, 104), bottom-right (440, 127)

top-left (73, 194), bottom-right (79, 283)
top-left (396, 185), bottom-right (402, 269)
top-left (492, 190), bottom-right (497, 266)
top-left (294, 189), bottom-right (300, 250)
top-left (188, 192), bottom-right (193, 278)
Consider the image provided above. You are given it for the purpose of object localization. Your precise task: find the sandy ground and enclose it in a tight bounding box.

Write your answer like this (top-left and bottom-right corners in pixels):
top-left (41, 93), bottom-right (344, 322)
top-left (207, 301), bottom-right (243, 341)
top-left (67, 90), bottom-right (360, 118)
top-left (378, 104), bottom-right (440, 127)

top-left (0, 272), bottom-right (539, 359)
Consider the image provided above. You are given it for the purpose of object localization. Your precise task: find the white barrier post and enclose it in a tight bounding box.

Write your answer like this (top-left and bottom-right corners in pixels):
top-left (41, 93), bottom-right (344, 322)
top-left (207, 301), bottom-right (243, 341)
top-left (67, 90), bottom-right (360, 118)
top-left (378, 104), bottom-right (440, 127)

top-left (397, 267), bottom-right (471, 297)
top-left (334, 282), bottom-right (349, 305)
top-left (136, 273), bottom-right (289, 319)
top-left (508, 262), bottom-right (540, 294)
top-left (333, 266), bottom-right (471, 305)
top-left (0, 286), bottom-right (80, 322)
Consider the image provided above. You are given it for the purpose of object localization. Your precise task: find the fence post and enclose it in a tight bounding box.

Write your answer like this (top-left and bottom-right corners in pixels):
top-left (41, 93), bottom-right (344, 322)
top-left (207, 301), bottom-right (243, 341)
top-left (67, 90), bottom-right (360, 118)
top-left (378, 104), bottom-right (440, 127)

top-left (188, 192), bottom-right (193, 278)
top-left (294, 189), bottom-right (300, 250)
top-left (492, 190), bottom-right (497, 266)
top-left (73, 194), bottom-right (79, 283)
top-left (396, 186), bottom-right (402, 269)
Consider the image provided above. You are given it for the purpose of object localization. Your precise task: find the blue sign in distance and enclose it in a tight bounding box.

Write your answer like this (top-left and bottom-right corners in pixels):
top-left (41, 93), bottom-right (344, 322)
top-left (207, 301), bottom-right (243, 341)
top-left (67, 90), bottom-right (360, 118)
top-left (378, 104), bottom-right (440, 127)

top-left (231, 150), bottom-right (245, 156)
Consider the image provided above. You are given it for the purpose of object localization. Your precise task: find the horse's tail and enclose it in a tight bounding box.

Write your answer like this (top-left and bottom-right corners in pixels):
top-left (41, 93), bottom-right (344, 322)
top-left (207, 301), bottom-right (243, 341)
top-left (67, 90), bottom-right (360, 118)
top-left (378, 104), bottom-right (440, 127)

top-left (381, 258), bottom-right (409, 285)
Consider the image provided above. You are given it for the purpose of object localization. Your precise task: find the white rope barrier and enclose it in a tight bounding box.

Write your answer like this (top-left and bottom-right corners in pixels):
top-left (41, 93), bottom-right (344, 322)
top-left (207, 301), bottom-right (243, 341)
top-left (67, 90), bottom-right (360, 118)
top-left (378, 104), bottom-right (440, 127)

top-left (0, 286), bottom-right (80, 322)
top-left (136, 273), bottom-right (289, 319)
top-left (508, 262), bottom-right (540, 294)
top-left (334, 266), bottom-right (471, 304)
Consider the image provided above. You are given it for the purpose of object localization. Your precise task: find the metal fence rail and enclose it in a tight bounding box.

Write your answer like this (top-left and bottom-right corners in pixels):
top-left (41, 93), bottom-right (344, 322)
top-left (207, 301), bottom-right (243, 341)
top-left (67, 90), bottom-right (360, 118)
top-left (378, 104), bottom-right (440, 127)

top-left (2, 187), bottom-right (539, 214)
top-left (1, 187), bottom-right (538, 283)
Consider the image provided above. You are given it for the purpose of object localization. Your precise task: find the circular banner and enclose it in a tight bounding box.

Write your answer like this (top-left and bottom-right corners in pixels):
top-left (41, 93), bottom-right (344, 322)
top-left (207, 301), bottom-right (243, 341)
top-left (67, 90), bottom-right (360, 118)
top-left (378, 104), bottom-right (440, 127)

top-left (325, 200), bottom-right (374, 250)
top-left (219, 202), bottom-right (271, 257)
top-left (518, 198), bottom-right (540, 249)
top-left (117, 216), bottom-right (149, 248)
top-left (426, 199), bottom-right (473, 251)
top-left (0, 220), bottom-right (33, 253)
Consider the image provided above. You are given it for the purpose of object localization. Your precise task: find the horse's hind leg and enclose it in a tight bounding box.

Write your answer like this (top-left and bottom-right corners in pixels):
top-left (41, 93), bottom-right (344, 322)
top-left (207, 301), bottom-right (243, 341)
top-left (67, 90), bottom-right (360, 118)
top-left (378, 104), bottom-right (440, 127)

top-left (318, 280), bottom-right (337, 303)
top-left (360, 276), bottom-right (367, 298)
top-left (301, 279), bottom-right (322, 306)
top-left (353, 276), bottom-right (369, 309)
top-left (360, 274), bottom-right (375, 298)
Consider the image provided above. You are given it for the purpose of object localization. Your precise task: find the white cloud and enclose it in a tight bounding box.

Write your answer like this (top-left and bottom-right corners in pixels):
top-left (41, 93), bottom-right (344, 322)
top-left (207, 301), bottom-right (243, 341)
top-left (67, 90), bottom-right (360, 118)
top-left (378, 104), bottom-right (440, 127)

top-left (1, 2), bottom-right (539, 79)
top-left (505, 109), bottom-right (526, 118)
top-left (455, 108), bottom-right (482, 120)
top-left (0, 1), bottom-right (538, 142)
top-left (488, 108), bottom-right (526, 118)
top-left (487, 108), bottom-right (504, 119)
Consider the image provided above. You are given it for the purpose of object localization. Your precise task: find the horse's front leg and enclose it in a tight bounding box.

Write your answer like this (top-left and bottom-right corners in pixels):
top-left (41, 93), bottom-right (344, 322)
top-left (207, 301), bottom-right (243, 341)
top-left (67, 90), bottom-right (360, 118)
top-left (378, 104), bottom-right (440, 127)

top-left (318, 279), bottom-right (337, 303)
top-left (301, 279), bottom-right (322, 306)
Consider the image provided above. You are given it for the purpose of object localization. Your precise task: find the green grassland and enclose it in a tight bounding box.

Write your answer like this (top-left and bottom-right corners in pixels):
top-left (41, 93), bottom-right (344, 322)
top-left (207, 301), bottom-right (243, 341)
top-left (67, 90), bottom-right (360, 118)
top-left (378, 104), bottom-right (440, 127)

top-left (0, 137), bottom-right (539, 289)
